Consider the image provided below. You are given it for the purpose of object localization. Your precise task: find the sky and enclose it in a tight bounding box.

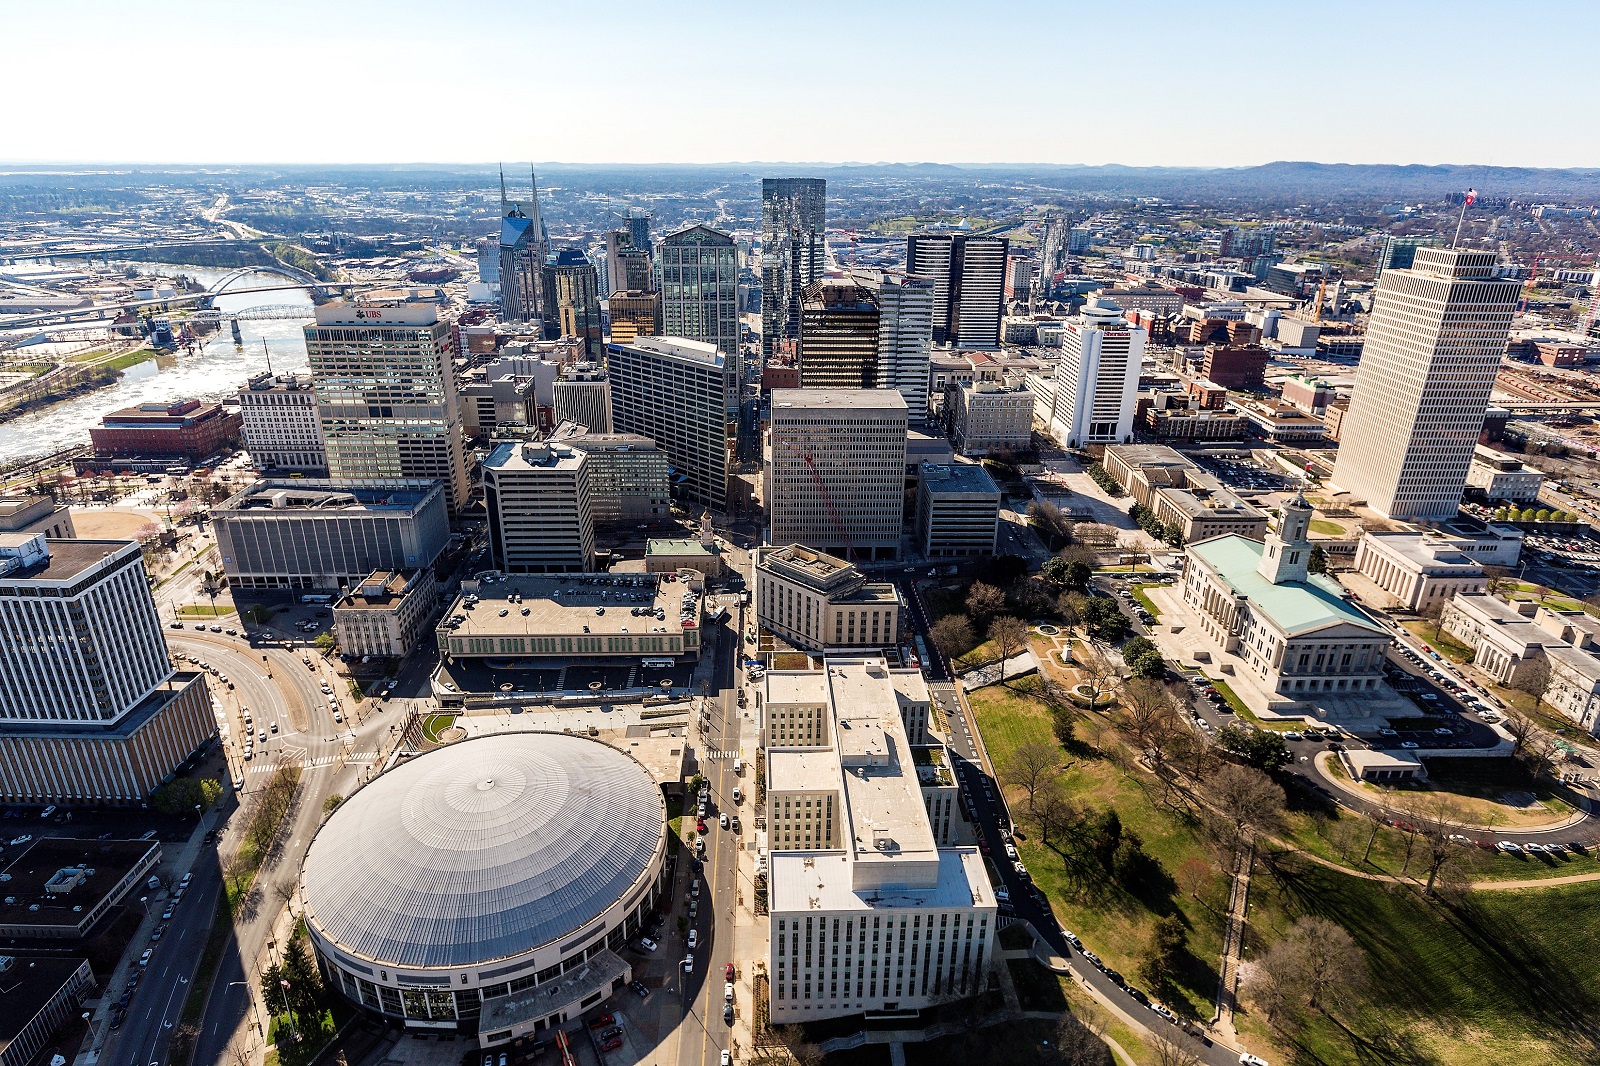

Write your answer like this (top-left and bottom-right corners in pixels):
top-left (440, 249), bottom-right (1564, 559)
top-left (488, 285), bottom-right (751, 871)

top-left (4, 0), bottom-right (1598, 168)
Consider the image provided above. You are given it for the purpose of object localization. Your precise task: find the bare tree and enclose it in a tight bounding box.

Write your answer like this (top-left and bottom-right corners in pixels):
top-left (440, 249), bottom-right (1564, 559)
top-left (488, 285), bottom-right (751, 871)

top-left (1513, 659), bottom-right (1553, 716)
top-left (1001, 741), bottom-right (1059, 814)
top-left (1033, 776), bottom-right (1077, 849)
top-left (1054, 1009), bottom-right (1110, 1066)
top-left (966, 582), bottom-right (1006, 628)
top-left (1175, 857), bottom-right (1214, 902)
top-left (1410, 793), bottom-right (1468, 897)
top-left (929, 615), bottom-right (976, 661)
top-left (1418, 599), bottom-right (1445, 640)
top-left (1503, 708), bottom-right (1538, 757)
top-left (1075, 642), bottom-right (1122, 712)
top-left (1206, 763), bottom-right (1285, 845)
top-left (1150, 1034), bottom-right (1205, 1066)
top-left (989, 614), bottom-right (1030, 684)
top-left (1120, 680), bottom-right (1185, 757)
top-left (1056, 591), bottom-right (1087, 629)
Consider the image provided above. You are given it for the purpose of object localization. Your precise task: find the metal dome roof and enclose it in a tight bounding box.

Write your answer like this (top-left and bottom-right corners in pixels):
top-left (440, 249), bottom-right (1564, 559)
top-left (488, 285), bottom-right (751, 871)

top-left (302, 732), bottom-right (664, 970)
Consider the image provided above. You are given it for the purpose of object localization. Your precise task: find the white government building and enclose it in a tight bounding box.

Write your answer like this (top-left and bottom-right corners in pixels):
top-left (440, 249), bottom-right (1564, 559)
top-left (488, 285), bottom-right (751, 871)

top-left (763, 658), bottom-right (992, 1023)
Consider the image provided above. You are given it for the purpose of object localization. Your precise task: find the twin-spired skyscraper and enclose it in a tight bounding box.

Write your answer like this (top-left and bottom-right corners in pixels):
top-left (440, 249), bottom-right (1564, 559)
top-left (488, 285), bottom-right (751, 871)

top-left (1331, 248), bottom-right (1520, 520)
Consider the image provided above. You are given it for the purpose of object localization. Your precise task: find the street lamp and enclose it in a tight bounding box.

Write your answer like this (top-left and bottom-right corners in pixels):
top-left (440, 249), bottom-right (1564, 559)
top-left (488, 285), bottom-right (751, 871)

top-left (228, 981), bottom-right (265, 1038)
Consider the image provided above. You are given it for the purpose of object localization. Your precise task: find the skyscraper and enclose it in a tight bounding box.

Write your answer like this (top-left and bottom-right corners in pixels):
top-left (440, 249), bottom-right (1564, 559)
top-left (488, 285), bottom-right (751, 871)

top-left (761, 178), bottom-right (826, 358)
top-left (905, 233), bottom-right (1008, 349)
top-left (605, 229), bottom-right (654, 295)
top-left (876, 273), bottom-right (935, 422)
top-left (607, 337), bottom-right (735, 510)
top-left (766, 389), bottom-right (908, 561)
top-left (552, 361), bottom-right (613, 433)
top-left (1330, 248), bottom-right (1519, 520)
top-left (545, 249), bottom-right (604, 359)
top-left (1035, 298), bottom-right (1146, 448)
top-left (482, 440), bottom-right (594, 573)
top-left (607, 291), bottom-right (660, 345)
top-left (497, 168), bottom-right (549, 324)
top-left (799, 279), bottom-right (880, 389)
top-left (659, 224), bottom-right (741, 379)
top-left (626, 208), bottom-right (652, 259)
top-left (306, 298), bottom-right (471, 512)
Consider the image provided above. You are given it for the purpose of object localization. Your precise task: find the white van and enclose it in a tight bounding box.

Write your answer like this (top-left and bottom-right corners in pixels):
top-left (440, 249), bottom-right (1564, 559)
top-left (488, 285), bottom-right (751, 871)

top-left (994, 885), bottom-right (1009, 903)
top-left (732, 758), bottom-right (743, 776)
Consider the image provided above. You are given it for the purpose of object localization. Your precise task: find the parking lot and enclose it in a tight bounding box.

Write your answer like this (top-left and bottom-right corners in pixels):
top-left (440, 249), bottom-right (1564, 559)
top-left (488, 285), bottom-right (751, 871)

top-left (1190, 452), bottom-right (1293, 494)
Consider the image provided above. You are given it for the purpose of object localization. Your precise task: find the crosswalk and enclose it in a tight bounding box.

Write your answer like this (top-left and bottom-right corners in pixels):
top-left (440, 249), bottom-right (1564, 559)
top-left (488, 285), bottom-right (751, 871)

top-left (245, 751), bottom-right (378, 774)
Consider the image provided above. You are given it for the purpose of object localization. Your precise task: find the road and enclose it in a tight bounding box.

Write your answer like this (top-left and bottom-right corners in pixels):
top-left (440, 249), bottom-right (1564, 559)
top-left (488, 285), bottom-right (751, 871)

top-left (674, 610), bottom-right (743, 1066)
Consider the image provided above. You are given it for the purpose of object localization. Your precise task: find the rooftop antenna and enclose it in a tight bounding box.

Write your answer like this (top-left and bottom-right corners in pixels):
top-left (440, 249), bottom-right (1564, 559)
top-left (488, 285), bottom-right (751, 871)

top-left (499, 163), bottom-right (508, 215)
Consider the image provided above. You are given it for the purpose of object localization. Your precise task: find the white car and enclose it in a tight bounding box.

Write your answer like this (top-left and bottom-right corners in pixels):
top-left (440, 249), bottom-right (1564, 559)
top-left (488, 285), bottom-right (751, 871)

top-left (683, 953), bottom-right (695, 972)
top-left (687, 929), bottom-right (699, 949)
top-left (725, 981), bottom-right (735, 1002)
top-left (637, 937), bottom-right (658, 952)
top-left (721, 1052), bottom-right (732, 1066)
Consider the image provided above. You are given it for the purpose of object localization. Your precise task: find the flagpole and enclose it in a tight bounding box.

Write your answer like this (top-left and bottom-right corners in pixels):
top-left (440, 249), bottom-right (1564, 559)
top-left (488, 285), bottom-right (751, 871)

top-left (1452, 198), bottom-right (1471, 249)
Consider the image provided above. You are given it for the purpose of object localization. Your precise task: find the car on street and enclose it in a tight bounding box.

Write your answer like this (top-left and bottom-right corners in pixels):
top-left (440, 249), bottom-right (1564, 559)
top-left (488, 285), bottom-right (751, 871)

top-left (637, 937), bottom-right (658, 952)
top-left (722, 1052), bottom-right (732, 1066)
top-left (725, 962), bottom-right (736, 980)
top-left (719, 813), bottom-right (729, 830)
top-left (630, 980), bottom-right (650, 999)
top-left (687, 929), bottom-right (698, 949)
top-left (1496, 841), bottom-right (1521, 852)
top-left (1400, 741), bottom-right (1420, 749)
top-left (683, 953), bottom-right (695, 971)
top-left (725, 981), bottom-right (735, 1001)
top-left (723, 1003), bottom-right (734, 1024)
top-left (161, 908), bottom-right (173, 920)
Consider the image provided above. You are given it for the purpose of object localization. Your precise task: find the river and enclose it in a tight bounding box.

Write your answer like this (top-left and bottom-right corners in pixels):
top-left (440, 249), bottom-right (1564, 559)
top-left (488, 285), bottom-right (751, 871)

top-left (0, 266), bottom-right (314, 463)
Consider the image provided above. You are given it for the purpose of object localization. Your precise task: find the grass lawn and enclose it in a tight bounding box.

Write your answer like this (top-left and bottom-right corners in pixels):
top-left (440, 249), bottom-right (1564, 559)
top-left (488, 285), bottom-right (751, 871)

top-left (1130, 583), bottom-right (1162, 621)
top-left (967, 684), bottom-right (1226, 1019)
top-left (421, 713), bottom-right (456, 742)
top-left (1309, 519), bottom-right (1348, 536)
top-left (177, 604), bottom-right (237, 617)
top-left (1244, 862), bottom-right (1600, 1065)
top-left (1400, 620), bottom-right (1474, 663)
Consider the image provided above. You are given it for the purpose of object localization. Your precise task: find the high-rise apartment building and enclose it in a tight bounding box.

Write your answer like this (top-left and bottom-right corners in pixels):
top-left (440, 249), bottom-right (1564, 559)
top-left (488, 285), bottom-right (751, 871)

top-left (767, 389), bottom-right (907, 561)
top-left (905, 233), bottom-right (1008, 349)
top-left (543, 249), bottom-right (604, 359)
top-left (1331, 248), bottom-right (1520, 520)
top-left (659, 225), bottom-right (741, 380)
top-left (0, 534), bottom-right (215, 804)
top-left (305, 299), bottom-right (471, 511)
top-left (799, 280), bottom-right (880, 389)
top-left (762, 178), bottom-right (827, 358)
top-left (1032, 298), bottom-right (1146, 448)
top-left (875, 274), bottom-right (936, 422)
top-left (237, 371), bottom-right (326, 473)
top-left (482, 440), bottom-right (594, 573)
top-left (607, 291), bottom-right (660, 346)
top-left (607, 337), bottom-right (735, 510)
top-left (552, 362), bottom-right (613, 433)
top-left (497, 169), bottom-right (549, 324)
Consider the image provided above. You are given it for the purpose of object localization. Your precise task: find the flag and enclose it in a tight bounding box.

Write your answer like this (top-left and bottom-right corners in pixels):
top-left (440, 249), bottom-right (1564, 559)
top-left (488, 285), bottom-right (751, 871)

top-left (280, 980), bottom-right (291, 989)
top-left (1464, 189), bottom-right (1477, 206)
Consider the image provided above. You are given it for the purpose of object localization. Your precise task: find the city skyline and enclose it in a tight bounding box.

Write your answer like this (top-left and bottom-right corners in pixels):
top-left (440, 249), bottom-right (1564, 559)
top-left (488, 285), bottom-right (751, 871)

top-left (3, 1), bottom-right (1597, 167)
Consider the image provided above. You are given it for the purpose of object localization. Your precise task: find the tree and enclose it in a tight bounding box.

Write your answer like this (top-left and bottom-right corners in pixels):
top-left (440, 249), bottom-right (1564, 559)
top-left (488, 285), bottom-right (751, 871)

top-left (1206, 763), bottom-right (1285, 845)
top-left (1513, 658), bottom-right (1552, 714)
top-left (314, 631), bottom-right (336, 654)
top-left (1042, 555), bottom-right (1073, 592)
top-left (1056, 591), bottom-right (1089, 629)
top-left (1216, 724), bottom-right (1292, 772)
top-left (1176, 857), bottom-right (1215, 902)
top-left (1053, 1010), bottom-right (1112, 1066)
top-left (1120, 679), bottom-right (1183, 756)
top-left (1075, 642), bottom-right (1122, 711)
top-left (929, 615), bottom-right (977, 661)
top-left (1033, 776), bottom-right (1077, 849)
top-left (1074, 522), bottom-right (1121, 547)
top-left (1122, 635), bottom-right (1166, 680)
top-left (966, 582), bottom-right (1006, 628)
top-left (1484, 567), bottom-right (1515, 597)
top-left (1001, 741), bottom-right (1060, 814)
top-left (1140, 914), bottom-right (1188, 990)
top-left (990, 614), bottom-right (1030, 684)
top-left (1031, 501), bottom-right (1074, 549)
top-left (1503, 709), bottom-right (1537, 757)
top-left (1051, 707), bottom-right (1077, 748)
top-left (1411, 793), bottom-right (1468, 897)
top-left (1419, 599), bottom-right (1445, 639)
top-left (1307, 544), bottom-right (1328, 575)
top-left (1150, 1034), bottom-right (1204, 1066)
top-left (1081, 596), bottom-right (1130, 643)
top-left (1275, 916), bottom-right (1368, 1017)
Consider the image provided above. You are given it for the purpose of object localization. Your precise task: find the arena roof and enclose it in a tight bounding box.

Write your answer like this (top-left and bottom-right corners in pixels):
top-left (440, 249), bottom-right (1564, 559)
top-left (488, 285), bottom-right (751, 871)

top-left (301, 732), bottom-right (664, 971)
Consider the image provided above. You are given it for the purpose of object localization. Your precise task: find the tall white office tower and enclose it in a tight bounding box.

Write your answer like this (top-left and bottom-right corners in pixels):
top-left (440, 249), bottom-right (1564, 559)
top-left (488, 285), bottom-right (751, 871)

top-left (1330, 248), bottom-right (1519, 521)
top-left (552, 362), bottom-right (613, 433)
top-left (305, 298), bottom-right (471, 512)
top-left (766, 389), bottom-right (908, 561)
top-left (905, 233), bottom-right (1008, 349)
top-left (1040, 299), bottom-right (1145, 448)
top-left (875, 274), bottom-right (936, 423)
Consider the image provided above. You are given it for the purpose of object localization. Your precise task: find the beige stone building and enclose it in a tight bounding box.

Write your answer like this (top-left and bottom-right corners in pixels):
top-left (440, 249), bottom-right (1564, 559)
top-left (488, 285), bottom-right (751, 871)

top-left (1352, 532), bottom-right (1486, 611)
top-left (1439, 594), bottom-right (1600, 734)
top-left (333, 569), bottom-right (440, 659)
top-left (756, 545), bottom-right (902, 654)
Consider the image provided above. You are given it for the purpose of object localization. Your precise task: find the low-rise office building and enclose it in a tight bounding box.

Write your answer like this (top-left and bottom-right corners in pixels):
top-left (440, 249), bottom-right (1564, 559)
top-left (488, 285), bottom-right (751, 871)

top-left (0, 496), bottom-right (74, 539)
top-left (0, 838), bottom-right (161, 940)
top-left (765, 657), bottom-right (993, 1023)
top-left (756, 545), bottom-right (902, 654)
top-left (1236, 399), bottom-right (1325, 443)
top-left (89, 398), bottom-right (241, 460)
top-left (1103, 445), bottom-right (1268, 543)
top-left (436, 572), bottom-right (702, 665)
top-left (332, 569), bottom-right (440, 660)
top-left (0, 955), bottom-right (95, 1066)
top-left (644, 538), bottom-right (724, 580)
top-left (546, 424), bottom-right (671, 525)
top-left (1352, 532), bottom-right (1486, 610)
top-left (213, 479), bottom-right (450, 590)
top-left (1465, 445), bottom-right (1543, 503)
top-left (948, 380), bottom-right (1032, 456)
top-left (1439, 594), bottom-right (1600, 734)
top-left (916, 463), bottom-right (1001, 559)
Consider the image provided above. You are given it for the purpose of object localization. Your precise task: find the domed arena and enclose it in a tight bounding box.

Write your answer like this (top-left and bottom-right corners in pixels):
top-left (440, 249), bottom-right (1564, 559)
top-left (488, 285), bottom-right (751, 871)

top-left (300, 731), bottom-right (667, 1039)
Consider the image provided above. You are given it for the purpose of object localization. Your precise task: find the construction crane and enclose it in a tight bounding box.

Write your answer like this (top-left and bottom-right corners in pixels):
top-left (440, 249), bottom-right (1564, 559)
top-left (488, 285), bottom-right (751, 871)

top-left (774, 438), bottom-right (856, 561)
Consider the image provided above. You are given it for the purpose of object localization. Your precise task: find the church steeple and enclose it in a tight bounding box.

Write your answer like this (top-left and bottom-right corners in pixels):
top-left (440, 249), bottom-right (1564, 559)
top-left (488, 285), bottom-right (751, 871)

top-left (1257, 492), bottom-right (1313, 585)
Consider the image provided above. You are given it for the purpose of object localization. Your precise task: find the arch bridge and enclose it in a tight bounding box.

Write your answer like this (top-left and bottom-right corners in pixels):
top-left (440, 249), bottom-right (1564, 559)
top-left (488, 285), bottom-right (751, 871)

top-left (203, 264), bottom-right (334, 305)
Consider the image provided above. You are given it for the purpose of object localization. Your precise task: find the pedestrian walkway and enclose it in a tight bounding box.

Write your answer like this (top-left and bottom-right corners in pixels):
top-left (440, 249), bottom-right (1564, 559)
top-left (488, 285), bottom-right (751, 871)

top-left (1211, 840), bottom-right (1253, 1045)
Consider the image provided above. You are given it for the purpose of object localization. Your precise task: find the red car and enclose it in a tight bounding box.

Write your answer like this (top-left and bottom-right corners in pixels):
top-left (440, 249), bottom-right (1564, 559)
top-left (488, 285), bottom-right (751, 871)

top-left (587, 1013), bottom-right (614, 1031)
top-left (696, 819), bottom-right (708, 834)
top-left (725, 962), bottom-right (736, 981)
top-left (601, 1036), bottom-right (624, 1052)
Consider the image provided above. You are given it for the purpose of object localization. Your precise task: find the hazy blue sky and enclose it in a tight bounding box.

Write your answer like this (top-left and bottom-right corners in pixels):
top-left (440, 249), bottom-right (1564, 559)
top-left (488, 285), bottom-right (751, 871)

top-left (4, 0), bottom-right (1596, 167)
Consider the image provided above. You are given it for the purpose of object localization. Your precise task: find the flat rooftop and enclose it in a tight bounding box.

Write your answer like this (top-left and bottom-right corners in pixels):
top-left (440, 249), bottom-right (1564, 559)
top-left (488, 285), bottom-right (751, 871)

top-left (0, 956), bottom-right (91, 1047)
top-left (1363, 532), bottom-right (1481, 571)
top-left (0, 537), bottom-right (138, 585)
top-left (771, 388), bottom-right (909, 412)
top-left (479, 948), bottom-right (628, 1034)
top-left (441, 573), bottom-right (698, 641)
top-left (769, 848), bottom-right (990, 912)
top-left (483, 440), bottom-right (586, 474)
top-left (645, 539), bottom-right (714, 557)
top-left (336, 570), bottom-right (423, 610)
top-left (920, 463), bottom-right (1000, 497)
top-left (0, 838), bottom-right (158, 934)
top-left (218, 480), bottom-right (438, 513)
top-left (613, 336), bottom-right (723, 365)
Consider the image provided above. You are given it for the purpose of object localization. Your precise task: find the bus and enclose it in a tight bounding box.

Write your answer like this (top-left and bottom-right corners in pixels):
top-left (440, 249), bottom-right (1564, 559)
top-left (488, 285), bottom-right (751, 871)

top-left (641, 658), bottom-right (676, 670)
top-left (300, 594), bottom-right (333, 605)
